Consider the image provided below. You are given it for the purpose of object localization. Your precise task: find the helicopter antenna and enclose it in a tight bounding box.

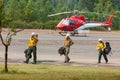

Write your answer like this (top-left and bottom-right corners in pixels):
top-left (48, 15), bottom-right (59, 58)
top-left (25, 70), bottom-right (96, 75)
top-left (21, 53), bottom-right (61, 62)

top-left (74, 10), bottom-right (79, 16)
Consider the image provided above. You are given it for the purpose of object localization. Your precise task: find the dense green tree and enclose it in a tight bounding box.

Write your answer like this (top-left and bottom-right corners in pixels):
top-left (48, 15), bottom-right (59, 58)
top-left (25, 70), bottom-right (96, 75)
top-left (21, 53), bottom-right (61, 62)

top-left (0, 0), bottom-right (3, 26)
top-left (24, 0), bottom-right (35, 22)
top-left (114, 0), bottom-right (120, 10)
top-left (80, 0), bottom-right (98, 12)
top-left (104, 1), bottom-right (113, 14)
top-left (3, 0), bottom-right (20, 26)
top-left (94, 0), bottom-right (105, 13)
top-left (17, 0), bottom-right (27, 21)
top-left (94, 0), bottom-right (113, 14)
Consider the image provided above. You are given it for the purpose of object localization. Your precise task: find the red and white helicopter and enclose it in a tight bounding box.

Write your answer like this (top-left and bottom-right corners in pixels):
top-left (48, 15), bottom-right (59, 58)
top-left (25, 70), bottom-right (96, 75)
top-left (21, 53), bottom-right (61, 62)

top-left (48, 10), bottom-right (114, 36)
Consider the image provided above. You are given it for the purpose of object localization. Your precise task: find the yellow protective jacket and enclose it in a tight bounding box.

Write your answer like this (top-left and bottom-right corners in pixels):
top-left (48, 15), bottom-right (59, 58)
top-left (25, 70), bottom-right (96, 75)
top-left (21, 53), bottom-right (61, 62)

top-left (28, 38), bottom-right (38, 48)
top-left (64, 38), bottom-right (74, 47)
top-left (96, 42), bottom-right (106, 51)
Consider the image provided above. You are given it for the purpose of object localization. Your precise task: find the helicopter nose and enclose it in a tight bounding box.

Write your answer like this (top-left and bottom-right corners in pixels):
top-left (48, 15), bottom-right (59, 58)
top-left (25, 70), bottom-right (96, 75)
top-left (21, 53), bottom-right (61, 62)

top-left (57, 24), bottom-right (64, 30)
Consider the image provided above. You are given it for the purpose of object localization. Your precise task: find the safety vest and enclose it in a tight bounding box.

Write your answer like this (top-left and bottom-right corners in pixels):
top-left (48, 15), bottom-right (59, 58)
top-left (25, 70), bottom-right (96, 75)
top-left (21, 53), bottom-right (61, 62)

top-left (28, 38), bottom-right (38, 48)
top-left (96, 42), bottom-right (106, 51)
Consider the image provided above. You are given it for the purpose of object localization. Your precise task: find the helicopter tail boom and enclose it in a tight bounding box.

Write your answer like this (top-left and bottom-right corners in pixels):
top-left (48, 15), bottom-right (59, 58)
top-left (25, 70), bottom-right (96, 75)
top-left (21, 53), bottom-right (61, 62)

top-left (75, 13), bottom-right (114, 31)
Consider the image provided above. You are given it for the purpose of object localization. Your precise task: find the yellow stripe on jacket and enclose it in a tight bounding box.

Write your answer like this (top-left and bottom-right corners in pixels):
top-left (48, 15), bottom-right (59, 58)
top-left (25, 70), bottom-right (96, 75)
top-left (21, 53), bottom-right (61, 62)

top-left (28, 38), bottom-right (38, 48)
top-left (96, 43), bottom-right (106, 51)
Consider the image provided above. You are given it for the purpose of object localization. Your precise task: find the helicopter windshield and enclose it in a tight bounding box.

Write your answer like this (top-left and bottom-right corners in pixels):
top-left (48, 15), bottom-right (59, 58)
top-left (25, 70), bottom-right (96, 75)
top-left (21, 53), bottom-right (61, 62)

top-left (58, 19), bottom-right (69, 25)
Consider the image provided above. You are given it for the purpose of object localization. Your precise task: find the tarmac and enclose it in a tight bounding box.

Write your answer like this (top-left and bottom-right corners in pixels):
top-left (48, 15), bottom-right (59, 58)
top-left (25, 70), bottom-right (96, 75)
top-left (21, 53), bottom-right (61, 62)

top-left (0, 29), bottom-right (120, 68)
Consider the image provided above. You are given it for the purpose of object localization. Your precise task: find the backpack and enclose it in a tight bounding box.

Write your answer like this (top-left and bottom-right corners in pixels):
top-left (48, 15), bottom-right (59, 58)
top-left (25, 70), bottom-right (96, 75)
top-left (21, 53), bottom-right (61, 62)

top-left (58, 47), bottom-right (66, 56)
top-left (24, 49), bottom-right (32, 58)
top-left (104, 42), bottom-right (111, 55)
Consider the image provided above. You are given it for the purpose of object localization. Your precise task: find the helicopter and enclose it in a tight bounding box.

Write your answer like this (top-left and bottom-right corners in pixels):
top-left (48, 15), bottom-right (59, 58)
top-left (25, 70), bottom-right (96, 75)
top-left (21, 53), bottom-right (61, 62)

top-left (48, 10), bottom-right (114, 36)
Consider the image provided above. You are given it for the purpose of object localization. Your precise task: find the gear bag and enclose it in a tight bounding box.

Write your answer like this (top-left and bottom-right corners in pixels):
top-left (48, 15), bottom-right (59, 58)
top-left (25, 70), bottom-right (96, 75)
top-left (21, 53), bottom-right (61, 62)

top-left (104, 42), bottom-right (111, 55)
top-left (24, 49), bottom-right (32, 58)
top-left (58, 47), bottom-right (66, 56)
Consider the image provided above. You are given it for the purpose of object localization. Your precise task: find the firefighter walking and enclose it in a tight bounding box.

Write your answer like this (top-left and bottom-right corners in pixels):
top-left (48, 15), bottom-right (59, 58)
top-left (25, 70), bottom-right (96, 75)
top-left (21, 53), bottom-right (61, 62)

top-left (64, 33), bottom-right (74, 63)
top-left (96, 38), bottom-right (108, 63)
top-left (24, 32), bottom-right (39, 64)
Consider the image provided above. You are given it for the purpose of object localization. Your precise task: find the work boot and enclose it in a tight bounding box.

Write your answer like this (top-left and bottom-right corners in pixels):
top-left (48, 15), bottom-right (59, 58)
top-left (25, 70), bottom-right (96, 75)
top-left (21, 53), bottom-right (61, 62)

top-left (106, 60), bottom-right (108, 64)
top-left (64, 59), bottom-right (70, 63)
top-left (23, 61), bottom-right (28, 64)
top-left (64, 61), bottom-right (67, 63)
top-left (97, 61), bottom-right (101, 64)
top-left (68, 58), bottom-right (70, 62)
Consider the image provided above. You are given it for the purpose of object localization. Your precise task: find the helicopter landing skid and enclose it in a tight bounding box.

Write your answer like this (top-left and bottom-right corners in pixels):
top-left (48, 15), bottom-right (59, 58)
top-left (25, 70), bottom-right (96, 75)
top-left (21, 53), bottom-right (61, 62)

top-left (59, 30), bottom-right (89, 37)
top-left (58, 31), bottom-right (79, 36)
top-left (59, 31), bottom-right (67, 36)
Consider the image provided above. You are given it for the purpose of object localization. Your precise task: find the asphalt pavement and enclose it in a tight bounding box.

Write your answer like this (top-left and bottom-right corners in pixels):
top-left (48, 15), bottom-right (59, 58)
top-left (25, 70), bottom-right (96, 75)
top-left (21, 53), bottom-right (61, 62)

top-left (0, 31), bottom-right (120, 67)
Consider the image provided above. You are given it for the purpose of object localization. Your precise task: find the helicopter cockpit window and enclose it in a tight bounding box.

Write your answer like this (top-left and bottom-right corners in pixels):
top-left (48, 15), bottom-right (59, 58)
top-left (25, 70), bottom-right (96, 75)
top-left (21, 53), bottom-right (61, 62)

top-left (70, 20), bottom-right (78, 26)
top-left (63, 19), bottom-right (69, 25)
top-left (58, 19), bottom-right (69, 25)
top-left (70, 20), bottom-right (74, 25)
top-left (58, 19), bottom-right (64, 25)
top-left (70, 20), bottom-right (78, 25)
top-left (60, 19), bottom-right (69, 25)
top-left (69, 20), bottom-right (74, 28)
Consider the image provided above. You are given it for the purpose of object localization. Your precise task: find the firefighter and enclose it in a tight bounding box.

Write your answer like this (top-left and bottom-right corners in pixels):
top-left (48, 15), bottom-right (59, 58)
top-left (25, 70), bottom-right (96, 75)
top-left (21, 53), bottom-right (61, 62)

top-left (96, 38), bottom-right (108, 63)
top-left (24, 32), bottom-right (39, 64)
top-left (64, 33), bottom-right (74, 63)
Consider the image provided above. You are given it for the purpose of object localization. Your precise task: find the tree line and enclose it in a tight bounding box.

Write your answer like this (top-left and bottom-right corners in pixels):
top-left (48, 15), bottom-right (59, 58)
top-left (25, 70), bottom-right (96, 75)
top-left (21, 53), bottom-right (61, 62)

top-left (0, 0), bottom-right (120, 30)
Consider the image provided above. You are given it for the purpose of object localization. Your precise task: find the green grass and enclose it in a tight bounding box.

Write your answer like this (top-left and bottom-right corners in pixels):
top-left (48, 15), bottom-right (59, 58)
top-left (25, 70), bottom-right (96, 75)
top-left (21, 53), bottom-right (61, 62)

top-left (0, 64), bottom-right (120, 80)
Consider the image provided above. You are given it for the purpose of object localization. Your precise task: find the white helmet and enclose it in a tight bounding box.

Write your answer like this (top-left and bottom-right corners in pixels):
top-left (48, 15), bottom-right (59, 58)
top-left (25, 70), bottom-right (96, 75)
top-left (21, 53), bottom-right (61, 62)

top-left (98, 38), bottom-right (103, 41)
top-left (31, 32), bottom-right (35, 36)
top-left (66, 33), bottom-right (70, 37)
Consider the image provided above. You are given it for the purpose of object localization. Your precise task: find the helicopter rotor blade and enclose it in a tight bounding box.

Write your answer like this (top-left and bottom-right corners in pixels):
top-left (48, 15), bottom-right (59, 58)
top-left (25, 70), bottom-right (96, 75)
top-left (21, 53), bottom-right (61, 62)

top-left (48, 11), bottom-right (72, 17)
top-left (48, 10), bottom-right (116, 18)
top-left (48, 9), bottom-right (101, 17)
